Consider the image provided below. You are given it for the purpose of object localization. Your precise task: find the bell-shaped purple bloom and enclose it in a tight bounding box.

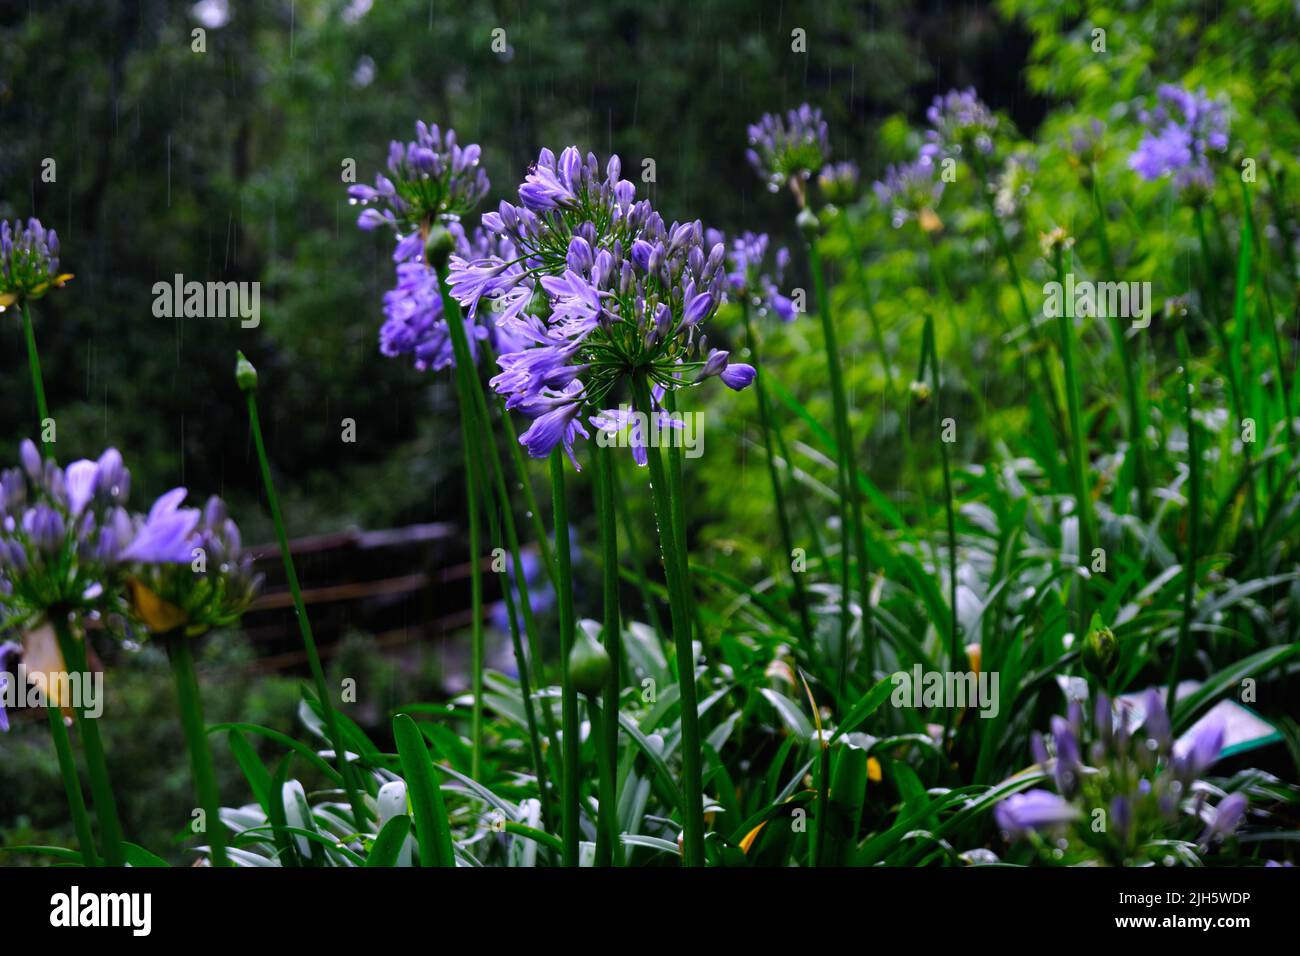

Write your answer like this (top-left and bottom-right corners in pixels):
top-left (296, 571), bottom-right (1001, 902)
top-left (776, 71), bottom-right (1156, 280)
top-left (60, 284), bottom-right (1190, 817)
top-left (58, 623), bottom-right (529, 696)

top-left (121, 488), bottom-right (200, 564)
top-left (995, 788), bottom-right (1081, 837)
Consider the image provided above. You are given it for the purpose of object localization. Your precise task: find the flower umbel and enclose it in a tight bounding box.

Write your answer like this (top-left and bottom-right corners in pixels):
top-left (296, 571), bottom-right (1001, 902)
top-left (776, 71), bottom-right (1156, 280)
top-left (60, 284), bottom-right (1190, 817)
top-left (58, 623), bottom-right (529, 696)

top-left (746, 104), bottom-right (832, 198)
top-left (0, 218), bottom-right (73, 309)
top-left (348, 121), bottom-right (490, 243)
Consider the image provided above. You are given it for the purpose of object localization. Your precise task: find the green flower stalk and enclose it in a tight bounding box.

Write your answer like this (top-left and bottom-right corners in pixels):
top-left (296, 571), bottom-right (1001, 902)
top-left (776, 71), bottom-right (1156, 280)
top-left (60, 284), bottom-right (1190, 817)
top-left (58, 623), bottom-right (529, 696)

top-left (630, 372), bottom-right (706, 866)
top-left (550, 449), bottom-right (581, 866)
top-left (592, 445), bottom-right (623, 865)
top-left (236, 353), bottom-right (371, 830)
top-left (1049, 236), bottom-right (1096, 635)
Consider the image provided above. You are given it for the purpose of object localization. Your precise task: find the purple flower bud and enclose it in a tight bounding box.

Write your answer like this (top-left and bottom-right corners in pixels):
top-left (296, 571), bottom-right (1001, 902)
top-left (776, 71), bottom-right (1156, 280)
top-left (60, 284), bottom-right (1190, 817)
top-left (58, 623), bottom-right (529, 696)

top-left (20, 440), bottom-right (41, 481)
top-left (720, 362), bottom-right (756, 391)
top-left (1203, 792), bottom-right (1248, 841)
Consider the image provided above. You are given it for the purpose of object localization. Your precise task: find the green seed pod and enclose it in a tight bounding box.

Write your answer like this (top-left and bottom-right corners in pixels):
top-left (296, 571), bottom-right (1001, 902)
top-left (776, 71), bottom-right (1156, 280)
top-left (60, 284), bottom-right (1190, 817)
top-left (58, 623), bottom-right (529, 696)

top-left (1082, 616), bottom-right (1118, 677)
top-left (424, 225), bottom-right (455, 271)
top-left (568, 620), bottom-right (612, 697)
top-left (796, 206), bottom-right (821, 241)
top-left (235, 351), bottom-right (258, 392)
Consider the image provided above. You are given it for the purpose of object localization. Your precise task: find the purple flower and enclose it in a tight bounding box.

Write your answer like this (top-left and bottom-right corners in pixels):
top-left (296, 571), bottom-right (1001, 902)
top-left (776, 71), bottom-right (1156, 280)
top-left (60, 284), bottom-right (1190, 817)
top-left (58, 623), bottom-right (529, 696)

top-left (1129, 85), bottom-right (1229, 196)
top-left (919, 88), bottom-right (998, 161)
top-left (1174, 717), bottom-right (1225, 782)
top-left (0, 639), bottom-right (20, 732)
top-left (1051, 714), bottom-right (1083, 796)
top-left (706, 229), bottom-right (796, 322)
top-left (121, 488), bottom-right (200, 564)
top-left (1141, 688), bottom-right (1172, 755)
top-left (450, 152), bottom-right (741, 466)
top-left (1202, 792), bottom-right (1248, 842)
top-left (995, 789), bottom-right (1081, 836)
top-left (873, 157), bottom-right (945, 230)
top-left (746, 104), bottom-right (832, 193)
top-left (348, 123), bottom-right (488, 238)
top-left (516, 383), bottom-right (590, 467)
top-left (720, 362), bottom-right (756, 391)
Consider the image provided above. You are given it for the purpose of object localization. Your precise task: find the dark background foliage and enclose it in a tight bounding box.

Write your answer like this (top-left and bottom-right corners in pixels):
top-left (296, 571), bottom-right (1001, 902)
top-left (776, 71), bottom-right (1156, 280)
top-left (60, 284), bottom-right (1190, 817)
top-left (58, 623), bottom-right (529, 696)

top-left (0, 0), bottom-right (1040, 541)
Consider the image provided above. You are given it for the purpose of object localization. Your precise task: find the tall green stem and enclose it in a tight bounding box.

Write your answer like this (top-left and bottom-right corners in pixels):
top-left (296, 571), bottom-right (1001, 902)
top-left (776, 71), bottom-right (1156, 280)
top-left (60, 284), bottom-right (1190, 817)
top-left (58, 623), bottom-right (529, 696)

top-left (240, 372), bottom-right (370, 829)
top-left (20, 301), bottom-right (52, 453)
top-left (1052, 249), bottom-right (1095, 634)
top-left (974, 155), bottom-right (1066, 440)
top-left (1090, 172), bottom-right (1148, 519)
top-left (165, 631), bottom-right (229, 866)
top-left (592, 444), bottom-right (622, 865)
top-left (742, 300), bottom-right (815, 650)
top-left (630, 373), bottom-right (705, 865)
top-left (44, 693), bottom-right (98, 866)
top-left (810, 240), bottom-right (865, 706)
top-left (449, 342), bottom-right (486, 782)
top-left (1169, 330), bottom-right (1200, 708)
top-left (51, 612), bottom-right (125, 866)
top-left (550, 449), bottom-right (580, 866)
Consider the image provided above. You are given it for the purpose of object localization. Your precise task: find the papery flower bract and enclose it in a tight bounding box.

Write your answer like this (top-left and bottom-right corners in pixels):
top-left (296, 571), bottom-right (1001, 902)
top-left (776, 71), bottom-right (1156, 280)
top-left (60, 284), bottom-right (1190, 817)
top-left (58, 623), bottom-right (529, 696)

top-left (746, 104), bottom-right (831, 194)
top-left (0, 218), bottom-right (73, 309)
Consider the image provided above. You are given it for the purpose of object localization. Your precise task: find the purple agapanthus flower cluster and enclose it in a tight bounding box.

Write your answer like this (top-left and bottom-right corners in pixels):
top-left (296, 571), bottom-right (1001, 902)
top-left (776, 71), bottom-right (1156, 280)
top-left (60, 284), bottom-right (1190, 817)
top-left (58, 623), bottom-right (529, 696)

top-left (873, 158), bottom-right (945, 230)
top-left (993, 690), bottom-right (1247, 864)
top-left (746, 105), bottom-right (832, 196)
top-left (0, 218), bottom-right (70, 307)
top-left (0, 440), bottom-right (257, 639)
top-left (127, 491), bottom-right (262, 635)
top-left (706, 229), bottom-right (796, 322)
top-left (1129, 85), bottom-right (1229, 196)
top-left (919, 87), bottom-right (998, 162)
top-left (378, 222), bottom-right (529, 372)
top-left (449, 146), bottom-right (755, 467)
top-left (447, 147), bottom-right (651, 327)
top-left (349, 121), bottom-right (490, 240)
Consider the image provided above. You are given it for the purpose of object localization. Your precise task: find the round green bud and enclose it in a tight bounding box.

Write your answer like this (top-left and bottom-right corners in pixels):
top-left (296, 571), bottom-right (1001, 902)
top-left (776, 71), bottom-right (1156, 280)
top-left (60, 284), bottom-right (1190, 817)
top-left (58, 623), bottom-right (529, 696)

top-left (424, 225), bottom-right (456, 271)
top-left (1082, 621), bottom-right (1119, 677)
top-left (235, 351), bottom-right (258, 392)
top-left (796, 206), bottom-right (821, 241)
top-left (568, 621), bottom-right (612, 697)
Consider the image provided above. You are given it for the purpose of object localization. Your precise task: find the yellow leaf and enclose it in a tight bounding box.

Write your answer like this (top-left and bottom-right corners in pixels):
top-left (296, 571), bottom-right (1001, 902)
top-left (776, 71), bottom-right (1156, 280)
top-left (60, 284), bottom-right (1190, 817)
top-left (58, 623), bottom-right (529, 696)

top-left (739, 820), bottom-right (768, 854)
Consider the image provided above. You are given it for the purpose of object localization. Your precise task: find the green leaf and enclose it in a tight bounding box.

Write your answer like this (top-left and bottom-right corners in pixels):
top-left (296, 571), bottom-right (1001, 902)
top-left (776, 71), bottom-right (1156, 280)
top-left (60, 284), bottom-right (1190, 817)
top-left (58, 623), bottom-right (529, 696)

top-left (393, 713), bottom-right (455, 867)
